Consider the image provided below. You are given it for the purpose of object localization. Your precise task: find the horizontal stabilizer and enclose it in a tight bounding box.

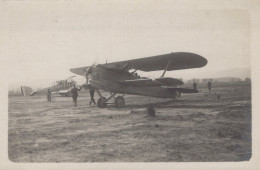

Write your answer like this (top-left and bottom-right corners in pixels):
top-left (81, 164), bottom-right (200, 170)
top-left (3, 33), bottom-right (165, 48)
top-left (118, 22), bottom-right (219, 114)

top-left (167, 87), bottom-right (198, 93)
top-left (155, 77), bottom-right (183, 86)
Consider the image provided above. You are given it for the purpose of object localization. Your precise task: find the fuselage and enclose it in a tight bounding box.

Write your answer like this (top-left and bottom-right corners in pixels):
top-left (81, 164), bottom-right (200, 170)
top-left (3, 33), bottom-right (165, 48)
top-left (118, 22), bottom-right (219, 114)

top-left (31, 81), bottom-right (75, 96)
top-left (89, 65), bottom-right (177, 99)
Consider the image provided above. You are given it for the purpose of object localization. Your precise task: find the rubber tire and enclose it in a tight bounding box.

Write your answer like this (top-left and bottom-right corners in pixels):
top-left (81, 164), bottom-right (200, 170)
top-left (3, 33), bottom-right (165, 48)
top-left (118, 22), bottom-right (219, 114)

top-left (97, 97), bottom-right (107, 108)
top-left (115, 96), bottom-right (125, 108)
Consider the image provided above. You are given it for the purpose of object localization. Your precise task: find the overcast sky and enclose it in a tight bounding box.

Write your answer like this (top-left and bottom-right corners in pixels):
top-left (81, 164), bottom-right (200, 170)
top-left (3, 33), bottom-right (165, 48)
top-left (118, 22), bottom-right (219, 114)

top-left (1, 1), bottom-right (251, 89)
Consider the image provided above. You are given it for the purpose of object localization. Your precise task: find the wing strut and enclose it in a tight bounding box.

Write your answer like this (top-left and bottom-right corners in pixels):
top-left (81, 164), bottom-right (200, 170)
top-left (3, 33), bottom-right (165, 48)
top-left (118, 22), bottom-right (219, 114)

top-left (121, 63), bottom-right (130, 71)
top-left (130, 69), bottom-right (137, 74)
top-left (161, 61), bottom-right (172, 77)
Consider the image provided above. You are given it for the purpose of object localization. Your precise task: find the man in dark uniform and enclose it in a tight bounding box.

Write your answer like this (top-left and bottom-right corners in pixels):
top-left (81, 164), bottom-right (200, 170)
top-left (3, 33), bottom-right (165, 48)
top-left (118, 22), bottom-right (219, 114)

top-left (47, 89), bottom-right (51, 102)
top-left (207, 81), bottom-right (212, 93)
top-left (71, 84), bottom-right (81, 107)
top-left (89, 86), bottom-right (96, 106)
top-left (193, 81), bottom-right (197, 90)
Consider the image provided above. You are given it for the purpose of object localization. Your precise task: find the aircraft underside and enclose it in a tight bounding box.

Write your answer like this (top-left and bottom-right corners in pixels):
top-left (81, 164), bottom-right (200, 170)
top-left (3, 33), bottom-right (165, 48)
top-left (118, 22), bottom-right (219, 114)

top-left (89, 79), bottom-right (176, 108)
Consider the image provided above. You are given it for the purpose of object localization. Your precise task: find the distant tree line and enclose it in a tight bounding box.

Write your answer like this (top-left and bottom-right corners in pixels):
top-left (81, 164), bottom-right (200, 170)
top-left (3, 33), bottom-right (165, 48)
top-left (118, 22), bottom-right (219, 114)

top-left (186, 77), bottom-right (250, 84)
top-left (8, 88), bottom-right (22, 96)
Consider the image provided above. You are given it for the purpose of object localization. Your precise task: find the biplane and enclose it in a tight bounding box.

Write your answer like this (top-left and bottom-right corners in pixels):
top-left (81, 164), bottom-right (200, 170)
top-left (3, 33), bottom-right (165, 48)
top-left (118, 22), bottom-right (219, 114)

top-left (21, 76), bottom-right (77, 96)
top-left (70, 52), bottom-right (207, 108)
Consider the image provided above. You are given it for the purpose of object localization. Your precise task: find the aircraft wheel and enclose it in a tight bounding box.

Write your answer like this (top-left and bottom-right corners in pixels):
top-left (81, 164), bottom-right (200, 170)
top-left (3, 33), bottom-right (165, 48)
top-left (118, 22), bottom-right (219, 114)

top-left (115, 96), bottom-right (125, 108)
top-left (97, 97), bottom-right (107, 108)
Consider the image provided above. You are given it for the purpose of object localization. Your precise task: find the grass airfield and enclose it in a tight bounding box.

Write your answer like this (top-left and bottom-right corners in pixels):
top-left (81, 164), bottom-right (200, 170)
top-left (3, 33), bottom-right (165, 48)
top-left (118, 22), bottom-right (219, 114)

top-left (8, 82), bottom-right (251, 162)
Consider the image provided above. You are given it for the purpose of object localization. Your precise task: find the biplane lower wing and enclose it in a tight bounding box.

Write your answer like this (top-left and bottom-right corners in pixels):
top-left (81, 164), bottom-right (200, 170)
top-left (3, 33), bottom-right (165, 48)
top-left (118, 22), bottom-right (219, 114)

top-left (118, 77), bottom-right (184, 87)
top-left (119, 79), bottom-right (154, 87)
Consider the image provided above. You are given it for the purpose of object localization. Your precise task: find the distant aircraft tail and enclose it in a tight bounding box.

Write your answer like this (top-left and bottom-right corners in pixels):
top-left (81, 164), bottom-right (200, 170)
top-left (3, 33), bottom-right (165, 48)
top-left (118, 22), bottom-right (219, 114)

top-left (20, 86), bottom-right (33, 96)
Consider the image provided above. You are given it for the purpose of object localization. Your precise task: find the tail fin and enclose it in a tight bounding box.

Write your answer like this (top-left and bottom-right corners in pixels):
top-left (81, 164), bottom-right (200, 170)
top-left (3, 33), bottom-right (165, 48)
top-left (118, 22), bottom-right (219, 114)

top-left (20, 86), bottom-right (33, 96)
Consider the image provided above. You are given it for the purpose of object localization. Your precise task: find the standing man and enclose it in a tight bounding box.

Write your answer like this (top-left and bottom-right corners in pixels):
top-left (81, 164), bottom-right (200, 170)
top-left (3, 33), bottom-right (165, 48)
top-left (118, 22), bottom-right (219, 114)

top-left (89, 86), bottom-right (96, 106)
top-left (71, 84), bottom-right (81, 107)
top-left (207, 81), bottom-right (212, 93)
top-left (193, 81), bottom-right (197, 90)
top-left (47, 89), bottom-right (51, 102)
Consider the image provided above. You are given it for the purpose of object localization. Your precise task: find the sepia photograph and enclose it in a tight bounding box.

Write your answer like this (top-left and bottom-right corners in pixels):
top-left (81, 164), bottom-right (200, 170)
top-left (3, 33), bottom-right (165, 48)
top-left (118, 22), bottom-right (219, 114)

top-left (1, 0), bottom-right (260, 170)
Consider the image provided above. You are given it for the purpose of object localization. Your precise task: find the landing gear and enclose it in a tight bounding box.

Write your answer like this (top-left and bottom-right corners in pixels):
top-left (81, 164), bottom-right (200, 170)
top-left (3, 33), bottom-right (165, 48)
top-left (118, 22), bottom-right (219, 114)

top-left (114, 96), bottom-right (125, 108)
top-left (97, 97), bottom-right (107, 108)
top-left (96, 89), bottom-right (126, 108)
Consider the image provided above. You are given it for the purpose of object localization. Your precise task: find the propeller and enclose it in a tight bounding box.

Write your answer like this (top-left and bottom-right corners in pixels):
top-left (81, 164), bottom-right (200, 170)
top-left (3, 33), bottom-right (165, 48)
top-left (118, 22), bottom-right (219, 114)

top-left (84, 59), bottom-right (97, 83)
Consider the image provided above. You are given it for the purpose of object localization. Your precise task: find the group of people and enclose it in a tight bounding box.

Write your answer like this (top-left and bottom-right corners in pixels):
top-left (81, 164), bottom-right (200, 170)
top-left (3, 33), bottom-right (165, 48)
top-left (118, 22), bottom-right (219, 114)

top-left (70, 84), bottom-right (96, 107)
top-left (46, 84), bottom-right (96, 107)
top-left (193, 81), bottom-right (212, 93)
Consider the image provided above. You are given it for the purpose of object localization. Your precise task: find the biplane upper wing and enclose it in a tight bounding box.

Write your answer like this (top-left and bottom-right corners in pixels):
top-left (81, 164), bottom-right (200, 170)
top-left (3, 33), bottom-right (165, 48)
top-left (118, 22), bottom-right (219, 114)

top-left (70, 66), bottom-right (92, 76)
top-left (106, 52), bottom-right (207, 71)
top-left (119, 77), bottom-right (184, 87)
top-left (70, 52), bottom-right (207, 75)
